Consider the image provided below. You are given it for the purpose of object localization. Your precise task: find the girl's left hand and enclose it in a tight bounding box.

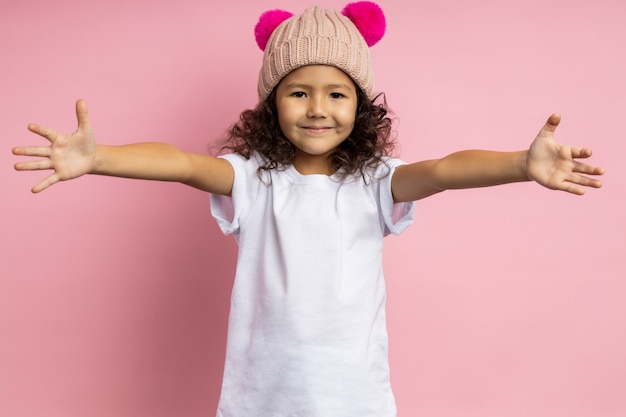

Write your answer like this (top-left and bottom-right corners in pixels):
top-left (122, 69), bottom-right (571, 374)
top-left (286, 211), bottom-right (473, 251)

top-left (526, 113), bottom-right (604, 195)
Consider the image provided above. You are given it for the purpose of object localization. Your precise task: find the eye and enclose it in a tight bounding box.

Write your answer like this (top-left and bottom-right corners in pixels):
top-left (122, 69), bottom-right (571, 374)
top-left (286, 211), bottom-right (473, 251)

top-left (291, 91), bottom-right (307, 98)
top-left (330, 92), bottom-right (345, 99)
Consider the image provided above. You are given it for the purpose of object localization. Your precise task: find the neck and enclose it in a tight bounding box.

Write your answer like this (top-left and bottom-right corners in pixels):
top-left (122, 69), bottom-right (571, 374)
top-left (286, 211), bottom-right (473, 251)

top-left (293, 154), bottom-right (336, 176)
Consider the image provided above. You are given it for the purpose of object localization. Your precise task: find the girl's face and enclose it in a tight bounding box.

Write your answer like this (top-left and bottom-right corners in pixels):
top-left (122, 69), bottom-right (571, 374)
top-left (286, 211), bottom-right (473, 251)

top-left (275, 65), bottom-right (357, 175)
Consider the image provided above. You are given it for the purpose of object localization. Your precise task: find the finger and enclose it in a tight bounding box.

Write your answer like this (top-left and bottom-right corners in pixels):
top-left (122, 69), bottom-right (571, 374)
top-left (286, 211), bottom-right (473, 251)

top-left (32, 173), bottom-right (60, 193)
top-left (12, 146), bottom-right (51, 158)
top-left (558, 181), bottom-right (586, 196)
top-left (569, 146), bottom-right (593, 159)
top-left (27, 123), bottom-right (59, 143)
top-left (569, 173), bottom-right (603, 189)
top-left (573, 161), bottom-right (605, 176)
top-left (14, 159), bottom-right (53, 172)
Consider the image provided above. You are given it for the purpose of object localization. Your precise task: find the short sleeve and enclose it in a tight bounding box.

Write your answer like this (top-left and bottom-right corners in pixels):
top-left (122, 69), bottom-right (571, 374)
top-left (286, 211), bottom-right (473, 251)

top-left (209, 153), bottom-right (260, 237)
top-left (378, 158), bottom-right (415, 236)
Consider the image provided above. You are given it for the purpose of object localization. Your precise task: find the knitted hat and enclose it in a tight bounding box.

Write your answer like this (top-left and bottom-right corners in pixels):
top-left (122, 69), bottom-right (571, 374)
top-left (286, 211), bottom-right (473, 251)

top-left (254, 2), bottom-right (386, 101)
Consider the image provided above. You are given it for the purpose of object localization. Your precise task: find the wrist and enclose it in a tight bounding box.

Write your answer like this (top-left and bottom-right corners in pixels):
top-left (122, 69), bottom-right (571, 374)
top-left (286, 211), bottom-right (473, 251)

top-left (91, 144), bottom-right (108, 175)
top-left (517, 150), bottom-right (531, 182)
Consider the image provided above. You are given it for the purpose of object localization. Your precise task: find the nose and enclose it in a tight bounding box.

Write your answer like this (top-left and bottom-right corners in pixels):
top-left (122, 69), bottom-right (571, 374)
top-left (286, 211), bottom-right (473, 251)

top-left (307, 94), bottom-right (328, 118)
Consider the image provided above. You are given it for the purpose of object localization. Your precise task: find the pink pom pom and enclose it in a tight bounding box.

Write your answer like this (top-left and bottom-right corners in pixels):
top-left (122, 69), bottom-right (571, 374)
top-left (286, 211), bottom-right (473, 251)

top-left (341, 1), bottom-right (386, 47)
top-left (254, 9), bottom-right (294, 50)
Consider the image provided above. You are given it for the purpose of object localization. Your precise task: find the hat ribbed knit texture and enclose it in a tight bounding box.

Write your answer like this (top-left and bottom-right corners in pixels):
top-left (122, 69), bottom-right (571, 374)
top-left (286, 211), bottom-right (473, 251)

top-left (258, 6), bottom-right (374, 101)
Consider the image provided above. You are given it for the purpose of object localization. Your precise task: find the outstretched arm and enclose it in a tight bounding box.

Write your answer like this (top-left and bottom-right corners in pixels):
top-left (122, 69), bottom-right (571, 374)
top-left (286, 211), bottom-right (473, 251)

top-left (391, 113), bottom-right (604, 202)
top-left (13, 99), bottom-right (234, 195)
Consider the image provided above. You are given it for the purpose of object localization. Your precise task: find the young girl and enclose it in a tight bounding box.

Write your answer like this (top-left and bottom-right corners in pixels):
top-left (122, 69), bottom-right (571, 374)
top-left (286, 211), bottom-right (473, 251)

top-left (12, 3), bottom-right (603, 417)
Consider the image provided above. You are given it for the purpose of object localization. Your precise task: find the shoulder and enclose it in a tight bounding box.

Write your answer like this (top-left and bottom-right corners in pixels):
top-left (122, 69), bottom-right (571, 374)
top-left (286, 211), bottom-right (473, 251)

top-left (366, 156), bottom-right (407, 181)
top-left (219, 152), bottom-right (267, 173)
top-left (220, 151), bottom-right (284, 188)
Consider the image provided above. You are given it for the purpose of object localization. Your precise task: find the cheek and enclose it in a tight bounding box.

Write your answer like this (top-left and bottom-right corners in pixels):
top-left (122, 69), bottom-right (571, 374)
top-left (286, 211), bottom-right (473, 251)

top-left (337, 106), bottom-right (357, 129)
top-left (276, 104), bottom-right (293, 133)
top-left (276, 117), bottom-right (291, 141)
top-left (277, 100), bottom-right (301, 124)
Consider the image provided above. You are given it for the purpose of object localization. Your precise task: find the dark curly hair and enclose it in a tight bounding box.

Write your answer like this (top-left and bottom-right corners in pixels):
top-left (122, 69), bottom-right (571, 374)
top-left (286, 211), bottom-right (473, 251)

top-left (219, 86), bottom-right (396, 180)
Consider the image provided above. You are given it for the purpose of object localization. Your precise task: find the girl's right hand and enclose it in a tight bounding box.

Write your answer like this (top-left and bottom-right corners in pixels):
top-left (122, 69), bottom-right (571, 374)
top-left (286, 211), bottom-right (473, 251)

top-left (13, 99), bottom-right (97, 193)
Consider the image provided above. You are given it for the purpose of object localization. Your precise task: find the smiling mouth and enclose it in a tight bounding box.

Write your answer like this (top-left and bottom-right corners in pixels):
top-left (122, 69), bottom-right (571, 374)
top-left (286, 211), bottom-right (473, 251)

top-left (302, 126), bottom-right (332, 134)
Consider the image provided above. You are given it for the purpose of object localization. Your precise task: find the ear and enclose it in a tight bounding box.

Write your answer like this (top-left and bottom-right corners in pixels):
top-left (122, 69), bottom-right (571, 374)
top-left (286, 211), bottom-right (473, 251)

top-left (341, 1), bottom-right (386, 47)
top-left (254, 9), bottom-right (294, 50)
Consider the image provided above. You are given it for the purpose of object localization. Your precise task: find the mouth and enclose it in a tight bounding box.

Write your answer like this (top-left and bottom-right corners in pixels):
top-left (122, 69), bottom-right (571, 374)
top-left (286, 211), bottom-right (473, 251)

top-left (301, 126), bottom-right (332, 135)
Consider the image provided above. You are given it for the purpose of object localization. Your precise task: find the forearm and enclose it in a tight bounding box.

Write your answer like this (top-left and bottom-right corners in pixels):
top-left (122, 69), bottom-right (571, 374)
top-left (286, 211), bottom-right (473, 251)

top-left (92, 142), bottom-right (194, 182)
top-left (91, 142), bottom-right (234, 195)
top-left (433, 149), bottom-right (530, 190)
top-left (392, 150), bottom-right (530, 202)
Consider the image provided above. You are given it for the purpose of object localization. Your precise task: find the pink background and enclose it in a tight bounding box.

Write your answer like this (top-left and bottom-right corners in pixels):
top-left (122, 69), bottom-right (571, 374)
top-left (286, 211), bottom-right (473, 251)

top-left (1, 0), bottom-right (625, 416)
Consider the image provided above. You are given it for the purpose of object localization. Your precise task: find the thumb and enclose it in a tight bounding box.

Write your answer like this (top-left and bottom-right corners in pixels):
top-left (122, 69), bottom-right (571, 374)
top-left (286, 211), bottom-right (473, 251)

top-left (540, 113), bottom-right (561, 135)
top-left (75, 98), bottom-right (92, 131)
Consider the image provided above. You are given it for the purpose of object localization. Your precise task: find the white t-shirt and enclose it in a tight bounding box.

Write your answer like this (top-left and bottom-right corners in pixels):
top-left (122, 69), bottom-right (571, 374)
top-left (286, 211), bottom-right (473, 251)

top-left (210, 152), bottom-right (415, 417)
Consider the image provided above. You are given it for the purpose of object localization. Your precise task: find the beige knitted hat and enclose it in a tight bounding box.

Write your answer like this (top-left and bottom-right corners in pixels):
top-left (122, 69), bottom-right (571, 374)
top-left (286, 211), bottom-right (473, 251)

top-left (254, 2), bottom-right (386, 101)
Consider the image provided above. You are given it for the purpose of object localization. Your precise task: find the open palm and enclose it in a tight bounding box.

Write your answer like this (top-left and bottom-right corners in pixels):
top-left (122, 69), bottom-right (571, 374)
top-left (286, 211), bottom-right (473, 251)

top-left (13, 99), bottom-right (96, 193)
top-left (526, 114), bottom-right (603, 195)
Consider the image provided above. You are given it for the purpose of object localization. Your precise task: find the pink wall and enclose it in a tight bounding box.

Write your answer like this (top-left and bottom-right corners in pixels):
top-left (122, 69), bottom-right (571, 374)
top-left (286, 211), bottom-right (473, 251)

top-left (1, 0), bottom-right (624, 416)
